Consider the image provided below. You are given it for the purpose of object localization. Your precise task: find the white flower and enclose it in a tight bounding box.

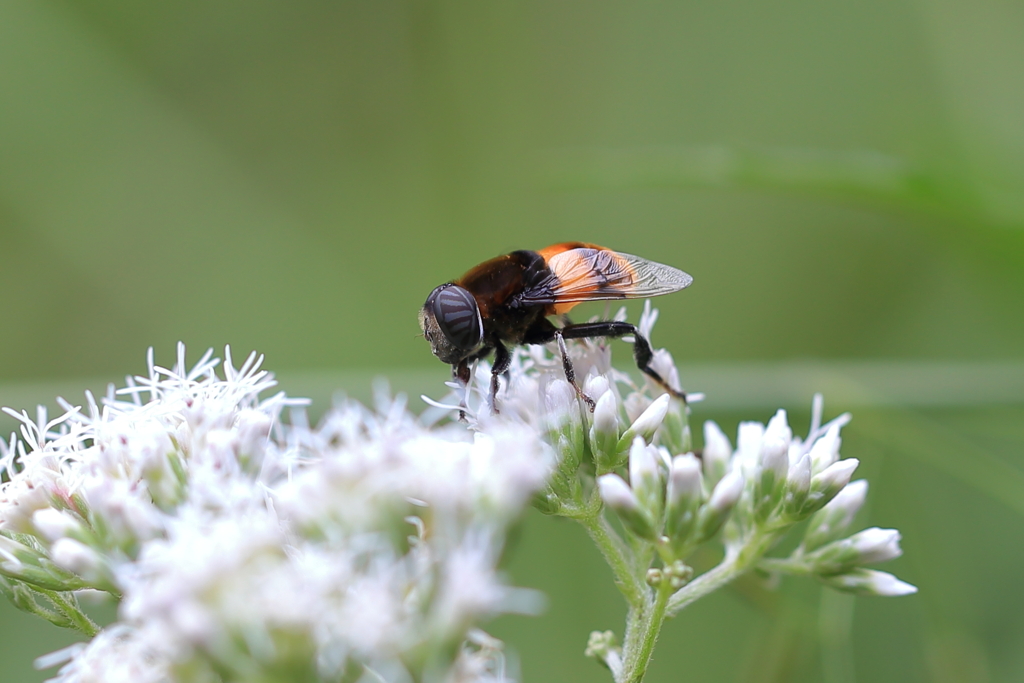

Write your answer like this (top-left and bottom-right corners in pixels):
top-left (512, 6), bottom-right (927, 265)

top-left (707, 470), bottom-right (744, 515)
top-left (50, 539), bottom-right (106, 584)
top-left (0, 309), bottom-right (914, 683)
top-left (622, 394), bottom-right (670, 445)
top-left (31, 508), bottom-right (82, 542)
top-left (701, 421), bottom-right (732, 486)
top-left (0, 344), bottom-right (549, 683)
top-left (808, 423), bottom-right (843, 474)
top-left (598, 473), bottom-right (656, 540)
top-left (667, 455), bottom-right (703, 513)
top-left (822, 568), bottom-right (918, 597)
top-left (803, 480), bottom-right (869, 552)
top-left (847, 527), bottom-right (904, 564)
top-left (811, 459), bottom-right (860, 499)
top-left (41, 626), bottom-right (168, 683)
top-left (598, 474), bottom-right (639, 512)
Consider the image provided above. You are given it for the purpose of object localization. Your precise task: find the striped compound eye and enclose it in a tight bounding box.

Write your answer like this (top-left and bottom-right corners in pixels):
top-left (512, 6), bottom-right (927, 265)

top-left (430, 285), bottom-right (483, 352)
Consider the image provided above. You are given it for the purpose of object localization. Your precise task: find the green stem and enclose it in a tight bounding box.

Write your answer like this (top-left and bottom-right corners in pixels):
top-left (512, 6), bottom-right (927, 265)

top-left (580, 514), bottom-right (648, 608)
top-left (665, 553), bottom-right (745, 617)
top-left (42, 589), bottom-right (100, 637)
top-left (758, 556), bottom-right (812, 576)
top-left (666, 532), bottom-right (775, 617)
top-left (620, 581), bottom-right (672, 683)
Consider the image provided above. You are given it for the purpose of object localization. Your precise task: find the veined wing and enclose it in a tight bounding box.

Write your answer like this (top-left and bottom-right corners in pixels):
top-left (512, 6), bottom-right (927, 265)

top-left (519, 246), bottom-right (692, 313)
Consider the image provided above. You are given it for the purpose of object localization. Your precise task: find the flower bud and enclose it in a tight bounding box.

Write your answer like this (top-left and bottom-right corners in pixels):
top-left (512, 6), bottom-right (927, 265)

top-left (820, 568), bottom-right (917, 596)
top-left (646, 568), bottom-right (663, 586)
top-left (664, 560), bottom-right (693, 589)
top-left (628, 438), bottom-right (665, 524)
top-left (848, 528), bottom-right (904, 564)
top-left (584, 375), bottom-right (611, 403)
top-left (0, 534), bottom-right (36, 565)
top-left (802, 480), bottom-right (868, 552)
top-left (783, 454), bottom-right (811, 517)
top-left (809, 422), bottom-right (842, 474)
top-left (658, 403), bottom-right (689, 457)
top-left (701, 421), bottom-right (732, 488)
top-left (598, 474), bottom-right (656, 540)
top-left (585, 630), bottom-right (622, 676)
top-left (694, 470), bottom-right (744, 542)
top-left (708, 470), bottom-right (744, 514)
top-left (544, 379), bottom-right (578, 431)
top-left (755, 431), bottom-right (789, 519)
top-left (31, 509), bottom-right (82, 543)
top-left (800, 458), bottom-right (859, 516)
top-left (532, 490), bottom-right (562, 515)
top-left (735, 422), bottom-right (765, 465)
top-left (617, 394), bottom-right (670, 451)
top-left (590, 390), bottom-right (621, 471)
top-left (808, 528), bottom-right (903, 576)
top-left (546, 380), bottom-right (585, 477)
top-left (664, 455), bottom-right (703, 547)
top-left (50, 538), bottom-right (107, 586)
top-left (764, 410), bottom-right (793, 450)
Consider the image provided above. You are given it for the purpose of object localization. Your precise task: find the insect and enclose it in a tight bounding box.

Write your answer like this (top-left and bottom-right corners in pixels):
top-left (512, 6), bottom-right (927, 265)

top-left (419, 242), bottom-right (693, 413)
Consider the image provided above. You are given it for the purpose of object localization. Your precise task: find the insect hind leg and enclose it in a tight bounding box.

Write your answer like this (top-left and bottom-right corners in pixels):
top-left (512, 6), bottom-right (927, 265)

top-left (560, 321), bottom-right (687, 404)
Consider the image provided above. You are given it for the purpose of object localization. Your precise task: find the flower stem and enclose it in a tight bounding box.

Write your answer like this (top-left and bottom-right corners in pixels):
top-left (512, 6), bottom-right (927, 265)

top-left (665, 552), bottom-right (745, 617)
top-left (580, 514), bottom-right (648, 608)
top-left (666, 532), bottom-right (774, 617)
top-left (620, 580), bottom-right (672, 683)
top-left (758, 556), bottom-right (812, 576)
top-left (40, 589), bottom-right (100, 637)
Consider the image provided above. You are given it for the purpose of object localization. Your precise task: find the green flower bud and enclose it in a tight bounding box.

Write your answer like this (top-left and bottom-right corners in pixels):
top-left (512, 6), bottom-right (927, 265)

top-left (701, 421), bottom-right (732, 489)
top-left (799, 458), bottom-right (859, 516)
top-left (617, 394), bottom-right (670, 452)
top-left (628, 438), bottom-right (665, 525)
top-left (802, 480), bottom-right (868, 552)
top-left (820, 568), bottom-right (917, 596)
top-left (598, 474), bottom-right (656, 540)
top-left (807, 527), bottom-right (903, 576)
top-left (590, 390), bottom-right (621, 472)
top-left (783, 454), bottom-right (811, 517)
top-left (664, 454), bottom-right (703, 551)
top-left (694, 469), bottom-right (744, 543)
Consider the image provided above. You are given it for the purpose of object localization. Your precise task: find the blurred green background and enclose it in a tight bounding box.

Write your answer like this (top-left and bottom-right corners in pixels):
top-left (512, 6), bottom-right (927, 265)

top-left (1, 0), bottom-right (1023, 681)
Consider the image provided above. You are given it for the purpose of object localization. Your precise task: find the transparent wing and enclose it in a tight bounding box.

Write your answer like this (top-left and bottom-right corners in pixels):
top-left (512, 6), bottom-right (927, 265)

top-left (519, 248), bottom-right (692, 306)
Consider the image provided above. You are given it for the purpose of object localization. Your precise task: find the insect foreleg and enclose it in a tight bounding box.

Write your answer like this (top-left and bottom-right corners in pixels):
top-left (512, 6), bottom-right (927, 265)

top-left (453, 359), bottom-right (471, 421)
top-left (560, 321), bottom-right (687, 404)
top-left (490, 342), bottom-right (511, 413)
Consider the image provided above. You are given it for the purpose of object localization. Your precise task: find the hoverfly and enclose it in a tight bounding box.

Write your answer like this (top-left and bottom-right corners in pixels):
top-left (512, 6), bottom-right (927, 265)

top-left (419, 242), bottom-right (693, 413)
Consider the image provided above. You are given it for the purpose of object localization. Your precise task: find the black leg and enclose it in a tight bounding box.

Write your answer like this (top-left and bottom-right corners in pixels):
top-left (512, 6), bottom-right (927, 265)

top-left (561, 321), bottom-right (687, 403)
top-left (454, 359), bottom-right (471, 384)
top-left (450, 345), bottom-right (495, 420)
top-left (490, 342), bottom-right (512, 413)
top-left (554, 330), bottom-right (597, 411)
top-left (522, 317), bottom-right (598, 411)
top-left (453, 359), bottom-right (471, 421)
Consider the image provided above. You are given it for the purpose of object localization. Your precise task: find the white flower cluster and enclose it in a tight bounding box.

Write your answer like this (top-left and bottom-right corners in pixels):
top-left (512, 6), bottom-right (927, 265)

top-left (702, 403), bottom-right (916, 596)
top-left (0, 346), bottom-right (549, 683)
top-left (423, 303), bottom-right (914, 682)
top-left (0, 304), bottom-right (915, 683)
